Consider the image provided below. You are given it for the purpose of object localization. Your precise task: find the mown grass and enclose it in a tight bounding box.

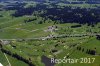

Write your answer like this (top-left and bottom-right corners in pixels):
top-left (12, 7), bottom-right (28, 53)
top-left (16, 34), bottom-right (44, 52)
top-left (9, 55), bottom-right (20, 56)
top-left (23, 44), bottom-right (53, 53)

top-left (2, 36), bottom-right (100, 66)
top-left (0, 50), bottom-right (8, 66)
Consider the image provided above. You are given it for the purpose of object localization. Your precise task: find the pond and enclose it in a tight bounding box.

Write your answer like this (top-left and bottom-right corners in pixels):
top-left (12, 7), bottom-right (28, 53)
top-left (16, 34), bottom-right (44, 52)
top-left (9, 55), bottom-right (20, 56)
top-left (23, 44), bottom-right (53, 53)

top-left (41, 55), bottom-right (55, 66)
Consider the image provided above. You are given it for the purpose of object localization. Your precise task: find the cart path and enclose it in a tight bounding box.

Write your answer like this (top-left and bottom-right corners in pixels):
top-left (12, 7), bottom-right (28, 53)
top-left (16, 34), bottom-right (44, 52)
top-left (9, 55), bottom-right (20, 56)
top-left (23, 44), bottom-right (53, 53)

top-left (4, 53), bottom-right (11, 66)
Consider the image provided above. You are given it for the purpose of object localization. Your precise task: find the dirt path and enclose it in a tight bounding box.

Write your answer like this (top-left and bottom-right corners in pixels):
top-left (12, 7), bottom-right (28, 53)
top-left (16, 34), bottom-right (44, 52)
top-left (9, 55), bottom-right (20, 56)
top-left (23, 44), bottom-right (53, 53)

top-left (4, 53), bottom-right (11, 66)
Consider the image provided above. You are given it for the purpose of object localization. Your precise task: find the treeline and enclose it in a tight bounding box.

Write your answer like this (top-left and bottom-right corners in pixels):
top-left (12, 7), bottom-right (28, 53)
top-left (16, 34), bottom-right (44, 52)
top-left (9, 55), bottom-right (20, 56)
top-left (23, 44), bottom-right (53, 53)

top-left (0, 48), bottom-right (35, 66)
top-left (77, 46), bottom-right (96, 55)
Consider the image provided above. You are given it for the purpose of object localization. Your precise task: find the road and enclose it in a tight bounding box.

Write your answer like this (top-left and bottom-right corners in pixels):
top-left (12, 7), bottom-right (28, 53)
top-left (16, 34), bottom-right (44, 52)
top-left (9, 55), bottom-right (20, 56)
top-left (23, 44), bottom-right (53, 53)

top-left (4, 53), bottom-right (11, 66)
top-left (0, 33), bottom-right (100, 41)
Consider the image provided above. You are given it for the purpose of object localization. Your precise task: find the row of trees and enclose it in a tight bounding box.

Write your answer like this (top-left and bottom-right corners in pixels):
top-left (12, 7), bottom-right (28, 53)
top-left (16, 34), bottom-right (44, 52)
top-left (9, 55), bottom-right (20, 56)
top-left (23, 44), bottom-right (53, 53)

top-left (1, 48), bottom-right (35, 66)
top-left (77, 46), bottom-right (96, 55)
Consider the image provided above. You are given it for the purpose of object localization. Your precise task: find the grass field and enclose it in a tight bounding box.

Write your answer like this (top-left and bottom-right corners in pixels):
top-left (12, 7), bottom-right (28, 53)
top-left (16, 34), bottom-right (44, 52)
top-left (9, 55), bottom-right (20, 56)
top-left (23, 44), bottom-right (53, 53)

top-left (1, 36), bottom-right (100, 66)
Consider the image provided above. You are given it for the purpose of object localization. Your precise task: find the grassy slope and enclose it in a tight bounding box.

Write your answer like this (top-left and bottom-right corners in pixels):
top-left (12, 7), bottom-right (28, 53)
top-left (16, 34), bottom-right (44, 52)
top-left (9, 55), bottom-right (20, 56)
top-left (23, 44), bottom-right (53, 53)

top-left (0, 50), bottom-right (8, 66)
top-left (0, 50), bottom-right (28, 66)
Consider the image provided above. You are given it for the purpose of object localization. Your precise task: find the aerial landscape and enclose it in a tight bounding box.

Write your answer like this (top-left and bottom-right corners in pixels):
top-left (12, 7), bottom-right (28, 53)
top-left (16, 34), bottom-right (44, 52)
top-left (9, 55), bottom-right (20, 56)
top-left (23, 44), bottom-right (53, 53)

top-left (0, 0), bottom-right (100, 66)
